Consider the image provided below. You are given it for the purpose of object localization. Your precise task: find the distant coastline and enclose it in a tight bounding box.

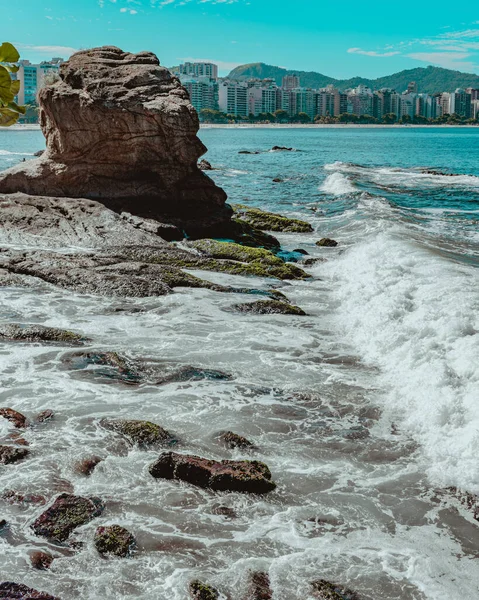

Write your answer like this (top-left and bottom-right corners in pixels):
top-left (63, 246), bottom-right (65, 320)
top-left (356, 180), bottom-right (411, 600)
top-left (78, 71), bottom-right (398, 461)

top-left (200, 123), bottom-right (479, 129)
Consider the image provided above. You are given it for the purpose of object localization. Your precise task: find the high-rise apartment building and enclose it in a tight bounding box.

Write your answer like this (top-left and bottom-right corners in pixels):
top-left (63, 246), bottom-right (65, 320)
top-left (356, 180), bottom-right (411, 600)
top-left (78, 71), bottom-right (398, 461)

top-left (347, 85), bottom-right (374, 116)
top-left (180, 76), bottom-right (219, 113)
top-left (449, 88), bottom-right (472, 118)
top-left (179, 62), bottom-right (218, 80)
top-left (218, 82), bottom-right (248, 117)
top-left (282, 74), bottom-right (300, 90)
top-left (14, 58), bottom-right (64, 105)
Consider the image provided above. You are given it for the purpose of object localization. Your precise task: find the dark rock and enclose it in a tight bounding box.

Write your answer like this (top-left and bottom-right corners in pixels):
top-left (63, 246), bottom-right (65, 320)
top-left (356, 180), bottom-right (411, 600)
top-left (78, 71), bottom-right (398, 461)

top-left (31, 493), bottom-right (104, 542)
top-left (189, 580), bottom-right (219, 600)
top-left (272, 177), bottom-right (283, 183)
top-left (293, 248), bottom-right (309, 255)
top-left (0, 323), bottom-right (88, 345)
top-left (94, 524), bottom-right (136, 557)
top-left (232, 300), bottom-right (306, 316)
top-left (271, 146), bottom-right (294, 151)
top-left (62, 351), bottom-right (142, 384)
top-left (33, 150), bottom-right (45, 157)
top-left (246, 571), bottom-right (272, 600)
top-left (239, 150), bottom-right (260, 155)
top-left (0, 408), bottom-right (27, 428)
top-left (211, 505), bottom-right (237, 519)
top-left (74, 456), bottom-right (102, 476)
top-left (199, 159), bottom-right (214, 171)
top-left (100, 419), bottom-right (175, 448)
top-left (0, 46), bottom-right (228, 236)
top-left (0, 582), bottom-right (59, 599)
top-left (149, 452), bottom-right (276, 494)
top-left (0, 519), bottom-right (6, 530)
top-left (2, 490), bottom-right (46, 505)
top-left (36, 409), bottom-right (54, 423)
top-left (30, 551), bottom-right (54, 570)
top-left (232, 204), bottom-right (313, 233)
top-left (316, 238), bottom-right (338, 247)
top-left (218, 431), bottom-right (255, 450)
top-left (3, 432), bottom-right (29, 446)
top-left (311, 580), bottom-right (360, 600)
top-left (448, 487), bottom-right (479, 521)
top-left (0, 446), bottom-right (29, 465)
top-left (156, 365), bottom-right (233, 384)
top-left (302, 258), bottom-right (323, 266)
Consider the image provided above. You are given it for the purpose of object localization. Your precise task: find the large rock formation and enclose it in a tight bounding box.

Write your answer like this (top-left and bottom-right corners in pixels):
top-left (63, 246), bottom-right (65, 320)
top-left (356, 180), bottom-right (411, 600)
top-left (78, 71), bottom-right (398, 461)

top-left (0, 46), bottom-right (228, 235)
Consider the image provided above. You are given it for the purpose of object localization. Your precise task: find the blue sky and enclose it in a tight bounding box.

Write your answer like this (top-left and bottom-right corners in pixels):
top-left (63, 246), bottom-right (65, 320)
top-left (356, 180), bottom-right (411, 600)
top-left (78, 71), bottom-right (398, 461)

top-left (6, 0), bottom-right (479, 78)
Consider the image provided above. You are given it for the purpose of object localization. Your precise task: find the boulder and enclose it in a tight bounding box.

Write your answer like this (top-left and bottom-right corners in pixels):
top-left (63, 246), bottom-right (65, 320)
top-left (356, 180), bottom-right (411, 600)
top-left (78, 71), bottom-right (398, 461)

top-left (0, 520), bottom-right (6, 530)
top-left (218, 431), bottom-right (255, 450)
top-left (36, 409), bottom-right (55, 423)
top-left (232, 300), bottom-right (306, 316)
top-left (94, 524), bottom-right (136, 557)
top-left (74, 456), bottom-right (102, 476)
top-left (0, 323), bottom-right (87, 345)
top-left (149, 452), bottom-right (276, 494)
top-left (0, 47), bottom-right (228, 236)
top-left (0, 583), bottom-right (59, 600)
top-left (31, 493), bottom-right (104, 542)
top-left (0, 446), bottom-right (29, 465)
top-left (232, 204), bottom-right (313, 233)
top-left (316, 238), bottom-right (338, 247)
top-left (100, 419), bottom-right (175, 448)
top-left (199, 159), bottom-right (214, 171)
top-left (189, 581), bottom-right (219, 600)
top-left (30, 551), bottom-right (54, 570)
top-left (0, 408), bottom-right (27, 428)
top-left (245, 571), bottom-right (272, 600)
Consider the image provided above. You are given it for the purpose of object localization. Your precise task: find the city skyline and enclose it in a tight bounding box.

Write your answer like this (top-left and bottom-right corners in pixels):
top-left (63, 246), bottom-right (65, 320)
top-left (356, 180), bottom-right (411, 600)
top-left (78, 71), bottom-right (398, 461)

top-left (7, 0), bottom-right (479, 78)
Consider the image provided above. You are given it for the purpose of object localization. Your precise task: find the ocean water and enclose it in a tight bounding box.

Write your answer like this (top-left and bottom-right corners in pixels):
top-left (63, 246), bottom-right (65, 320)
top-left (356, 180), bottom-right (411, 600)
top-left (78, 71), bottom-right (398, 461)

top-left (1, 126), bottom-right (479, 599)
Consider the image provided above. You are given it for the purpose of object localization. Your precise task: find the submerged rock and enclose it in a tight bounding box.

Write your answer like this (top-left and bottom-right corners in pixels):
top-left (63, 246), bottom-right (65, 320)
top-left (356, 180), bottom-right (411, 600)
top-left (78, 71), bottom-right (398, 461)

top-left (0, 446), bottom-right (29, 465)
top-left (31, 493), bottom-right (104, 542)
top-left (232, 300), bottom-right (306, 316)
top-left (62, 351), bottom-right (142, 384)
top-left (189, 580), bottom-right (219, 600)
top-left (36, 409), bottom-right (55, 423)
top-left (0, 46), bottom-right (228, 236)
top-left (2, 490), bottom-right (46, 505)
top-left (30, 551), bottom-right (54, 570)
top-left (239, 150), bottom-right (260, 155)
top-left (232, 204), bottom-right (313, 233)
top-left (316, 238), bottom-right (338, 247)
top-left (149, 452), bottom-right (276, 494)
top-left (0, 408), bottom-right (27, 428)
top-left (74, 456), bottom-right (103, 476)
top-left (100, 419), bottom-right (175, 448)
top-left (0, 582), bottom-right (59, 600)
top-left (0, 323), bottom-right (88, 345)
top-left (94, 524), bottom-right (136, 557)
top-left (218, 431), bottom-right (255, 450)
top-left (246, 571), bottom-right (273, 600)
top-left (271, 146), bottom-right (294, 151)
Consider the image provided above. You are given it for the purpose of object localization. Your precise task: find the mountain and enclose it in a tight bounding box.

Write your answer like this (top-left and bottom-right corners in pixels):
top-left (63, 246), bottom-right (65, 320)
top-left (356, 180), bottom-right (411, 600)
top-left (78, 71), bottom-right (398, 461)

top-left (226, 63), bottom-right (479, 94)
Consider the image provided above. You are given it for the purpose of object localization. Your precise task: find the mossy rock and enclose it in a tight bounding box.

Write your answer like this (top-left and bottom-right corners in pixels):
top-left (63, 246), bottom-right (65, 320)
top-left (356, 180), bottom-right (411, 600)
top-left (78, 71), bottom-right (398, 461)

top-left (232, 204), bottom-right (313, 233)
top-left (0, 324), bottom-right (88, 345)
top-left (189, 580), bottom-right (219, 600)
top-left (100, 419), bottom-right (175, 448)
top-left (94, 524), bottom-right (136, 558)
top-left (219, 431), bottom-right (255, 450)
top-left (232, 300), bottom-right (306, 316)
top-left (316, 238), bottom-right (338, 247)
top-left (62, 350), bottom-right (142, 384)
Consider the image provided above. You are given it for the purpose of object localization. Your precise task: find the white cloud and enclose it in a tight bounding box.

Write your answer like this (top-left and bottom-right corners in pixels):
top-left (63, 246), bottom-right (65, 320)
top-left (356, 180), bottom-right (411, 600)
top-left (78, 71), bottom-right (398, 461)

top-left (407, 52), bottom-right (478, 72)
top-left (16, 44), bottom-right (78, 57)
top-left (348, 47), bottom-right (400, 57)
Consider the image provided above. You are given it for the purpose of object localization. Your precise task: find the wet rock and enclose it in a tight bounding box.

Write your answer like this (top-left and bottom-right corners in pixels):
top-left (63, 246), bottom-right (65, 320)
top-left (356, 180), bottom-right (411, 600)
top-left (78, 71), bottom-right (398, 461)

top-left (272, 177), bottom-right (283, 183)
top-left (218, 431), bottom-right (255, 450)
top-left (0, 323), bottom-right (88, 345)
top-left (316, 238), bottom-right (338, 247)
top-left (0, 519), bottom-right (6, 530)
top-left (0, 408), bottom-right (27, 428)
top-left (293, 248), bottom-right (309, 255)
top-left (0, 46), bottom-right (228, 237)
top-left (0, 582), bottom-right (60, 599)
top-left (340, 427), bottom-right (370, 441)
top-left (189, 580), bottom-right (219, 600)
top-left (62, 351), bottom-right (142, 384)
top-left (36, 409), bottom-right (54, 424)
top-left (94, 524), bottom-right (136, 558)
top-left (239, 150), bottom-right (260, 155)
top-left (232, 204), bottom-right (313, 233)
top-left (211, 505), bottom-right (237, 519)
top-left (149, 452), bottom-right (276, 494)
top-left (199, 159), bottom-right (214, 171)
top-left (0, 446), bottom-right (29, 465)
top-left (271, 146), bottom-right (294, 151)
top-left (311, 580), bottom-right (360, 600)
top-left (74, 456), bottom-right (102, 476)
top-left (188, 239), bottom-right (308, 280)
top-left (448, 487), bottom-right (479, 521)
top-left (33, 150), bottom-right (45, 157)
top-left (232, 300), bottom-right (306, 316)
top-left (100, 419), bottom-right (175, 448)
top-left (30, 551), bottom-right (54, 570)
top-left (246, 571), bottom-right (272, 600)
top-left (2, 490), bottom-right (46, 505)
top-left (157, 365), bottom-right (233, 384)
top-left (302, 258), bottom-right (323, 266)
top-left (31, 493), bottom-right (104, 542)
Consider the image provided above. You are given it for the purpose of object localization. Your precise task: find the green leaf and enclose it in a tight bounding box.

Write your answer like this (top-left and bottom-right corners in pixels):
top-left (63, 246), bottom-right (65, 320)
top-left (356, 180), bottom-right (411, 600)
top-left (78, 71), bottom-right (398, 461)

top-left (7, 101), bottom-right (25, 115)
top-left (0, 108), bottom-right (19, 127)
top-left (0, 65), bottom-right (14, 103)
top-left (0, 42), bottom-right (20, 63)
top-left (4, 65), bottom-right (19, 74)
top-left (10, 79), bottom-right (20, 95)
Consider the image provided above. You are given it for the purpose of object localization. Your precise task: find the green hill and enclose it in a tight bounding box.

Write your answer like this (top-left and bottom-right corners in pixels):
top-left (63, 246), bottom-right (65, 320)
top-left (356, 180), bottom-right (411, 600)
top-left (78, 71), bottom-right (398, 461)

top-left (227, 63), bottom-right (479, 94)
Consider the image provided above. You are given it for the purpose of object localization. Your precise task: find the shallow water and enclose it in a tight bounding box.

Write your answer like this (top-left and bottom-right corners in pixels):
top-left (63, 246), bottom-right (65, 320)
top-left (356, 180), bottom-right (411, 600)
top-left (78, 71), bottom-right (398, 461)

top-left (1, 127), bottom-right (479, 599)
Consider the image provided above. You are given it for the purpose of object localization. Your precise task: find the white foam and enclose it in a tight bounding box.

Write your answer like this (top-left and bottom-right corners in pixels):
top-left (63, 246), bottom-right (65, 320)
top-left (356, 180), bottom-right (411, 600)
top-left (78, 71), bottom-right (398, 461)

top-left (320, 172), bottom-right (357, 195)
top-left (0, 149), bottom-right (34, 155)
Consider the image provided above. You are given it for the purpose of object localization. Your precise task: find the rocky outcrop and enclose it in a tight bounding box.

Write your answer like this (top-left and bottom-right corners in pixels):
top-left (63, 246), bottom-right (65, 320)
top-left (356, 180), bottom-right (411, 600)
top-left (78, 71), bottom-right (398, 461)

top-left (149, 452), bottom-right (276, 494)
top-left (0, 446), bottom-right (29, 465)
top-left (0, 583), bottom-right (59, 600)
top-left (0, 408), bottom-right (27, 428)
top-left (245, 571), bottom-right (273, 600)
top-left (94, 525), bottom-right (136, 557)
top-left (189, 581), bottom-right (219, 600)
top-left (198, 159), bottom-right (214, 171)
top-left (31, 493), bottom-right (104, 542)
top-left (100, 419), bottom-right (175, 448)
top-left (0, 323), bottom-right (88, 345)
top-left (232, 300), bottom-right (306, 316)
top-left (232, 204), bottom-right (313, 233)
top-left (0, 47), bottom-right (228, 236)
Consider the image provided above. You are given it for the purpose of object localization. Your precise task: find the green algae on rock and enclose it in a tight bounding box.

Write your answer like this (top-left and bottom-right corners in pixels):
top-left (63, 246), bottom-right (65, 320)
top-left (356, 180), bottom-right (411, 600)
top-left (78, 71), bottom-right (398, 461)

top-left (0, 324), bottom-right (88, 345)
top-left (232, 299), bottom-right (306, 316)
top-left (232, 203), bottom-right (313, 233)
top-left (218, 431), bottom-right (255, 450)
top-left (316, 238), bottom-right (338, 247)
top-left (189, 580), bottom-right (219, 600)
top-left (94, 524), bottom-right (136, 558)
top-left (100, 419), bottom-right (175, 448)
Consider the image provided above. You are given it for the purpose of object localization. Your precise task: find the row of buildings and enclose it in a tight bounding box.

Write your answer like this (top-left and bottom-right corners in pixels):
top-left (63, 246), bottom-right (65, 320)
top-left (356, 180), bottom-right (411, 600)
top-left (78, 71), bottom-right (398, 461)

top-left (174, 62), bottom-right (479, 121)
top-left (13, 58), bottom-right (64, 106)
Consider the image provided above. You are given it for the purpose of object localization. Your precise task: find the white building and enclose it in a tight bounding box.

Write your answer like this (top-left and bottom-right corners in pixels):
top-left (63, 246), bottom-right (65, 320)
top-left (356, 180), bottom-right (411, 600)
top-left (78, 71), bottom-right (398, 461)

top-left (14, 58), bottom-right (64, 105)
top-left (218, 82), bottom-right (248, 117)
top-left (179, 62), bottom-right (218, 81)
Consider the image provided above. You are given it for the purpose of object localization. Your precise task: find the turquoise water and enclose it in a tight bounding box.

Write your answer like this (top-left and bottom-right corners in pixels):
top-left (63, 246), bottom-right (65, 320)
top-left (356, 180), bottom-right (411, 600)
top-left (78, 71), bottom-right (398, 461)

top-left (1, 127), bottom-right (479, 600)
